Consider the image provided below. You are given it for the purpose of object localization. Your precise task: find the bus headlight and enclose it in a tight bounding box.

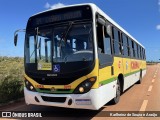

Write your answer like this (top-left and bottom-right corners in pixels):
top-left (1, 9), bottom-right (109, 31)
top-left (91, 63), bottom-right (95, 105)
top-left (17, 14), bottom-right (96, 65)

top-left (74, 77), bottom-right (97, 94)
top-left (24, 79), bottom-right (36, 92)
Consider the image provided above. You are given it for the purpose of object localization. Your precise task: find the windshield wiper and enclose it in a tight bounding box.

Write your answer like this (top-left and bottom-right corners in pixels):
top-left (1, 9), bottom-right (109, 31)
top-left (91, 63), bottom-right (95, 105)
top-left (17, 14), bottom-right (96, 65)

top-left (64, 22), bottom-right (74, 41)
top-left (30, 27), bottom-right (40, 60)
top-left (59, 22), bottom-right (74, 57)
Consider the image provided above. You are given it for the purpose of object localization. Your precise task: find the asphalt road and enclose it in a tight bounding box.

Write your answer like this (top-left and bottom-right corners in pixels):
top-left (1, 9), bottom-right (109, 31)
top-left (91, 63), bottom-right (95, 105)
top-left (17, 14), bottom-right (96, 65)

top-left (0, 64), bottom-right (160, 120)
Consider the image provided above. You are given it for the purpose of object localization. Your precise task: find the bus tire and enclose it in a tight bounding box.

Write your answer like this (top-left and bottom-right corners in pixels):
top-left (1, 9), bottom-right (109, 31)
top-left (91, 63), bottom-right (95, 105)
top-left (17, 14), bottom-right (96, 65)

top-left (137, 70), bottom-right (142, 84)
top-left (111, 79), bottom-right (121, 104)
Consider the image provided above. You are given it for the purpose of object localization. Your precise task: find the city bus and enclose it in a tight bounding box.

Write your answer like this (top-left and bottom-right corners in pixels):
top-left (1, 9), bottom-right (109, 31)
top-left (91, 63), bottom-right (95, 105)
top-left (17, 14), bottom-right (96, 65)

top-left (14, 3), bottom-right (146, 110)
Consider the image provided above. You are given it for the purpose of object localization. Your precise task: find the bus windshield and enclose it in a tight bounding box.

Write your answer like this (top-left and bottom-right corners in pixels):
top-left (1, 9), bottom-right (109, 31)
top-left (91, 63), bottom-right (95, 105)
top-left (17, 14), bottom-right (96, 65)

top-left (25, 22), bottom-right (94, 73)
top-left (53, 23), bottom-right (93, 62)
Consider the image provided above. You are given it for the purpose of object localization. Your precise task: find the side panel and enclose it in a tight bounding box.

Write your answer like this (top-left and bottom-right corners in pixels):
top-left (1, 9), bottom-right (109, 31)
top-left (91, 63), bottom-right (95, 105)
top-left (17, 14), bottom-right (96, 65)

top-left (99, 56), bottom-right (147, 95)
top-left (123, 59), bottom-right (146, 91)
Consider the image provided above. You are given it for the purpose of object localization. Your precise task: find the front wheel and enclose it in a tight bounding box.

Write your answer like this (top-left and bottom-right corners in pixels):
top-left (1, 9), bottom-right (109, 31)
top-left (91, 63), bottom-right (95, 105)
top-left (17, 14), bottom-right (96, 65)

top-left (111, 79), bottom-right (121, 104)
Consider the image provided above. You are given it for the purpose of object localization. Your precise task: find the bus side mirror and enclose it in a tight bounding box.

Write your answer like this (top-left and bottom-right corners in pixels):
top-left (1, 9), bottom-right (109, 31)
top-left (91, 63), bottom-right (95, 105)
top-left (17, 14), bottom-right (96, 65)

top-left (14, 34), bottom-right (18, 46)
top-left (97, 17), bottom-right (105, 26)
top-left (13, 29), bottom-right (26, 46)
top-left (105, 24), bottom-right (111, 37)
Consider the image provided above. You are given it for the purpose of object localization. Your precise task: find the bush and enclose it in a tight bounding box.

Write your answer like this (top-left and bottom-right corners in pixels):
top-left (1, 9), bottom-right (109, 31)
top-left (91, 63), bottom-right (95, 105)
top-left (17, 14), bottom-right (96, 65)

top-left (0, 76), bottom-right (24, 103)
top-left (0, 57), bottom-right (24, 104)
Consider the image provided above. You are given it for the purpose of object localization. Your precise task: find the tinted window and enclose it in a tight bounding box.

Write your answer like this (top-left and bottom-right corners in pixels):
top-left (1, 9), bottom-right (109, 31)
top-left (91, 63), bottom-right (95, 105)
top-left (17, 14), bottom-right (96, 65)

top-left (132, 40), bottom-right (135, 57)
top-left (104, 26), bottom-right (112, 55)
top-left (134, 42), bottom-right (137, 58)
top-left (97, 23), bottom-right (104, 53)
top-left (140, 47), bottom-right (142, 59)
top-left (129, 38), bottom-right (133, 57)
top-left (142, 48), bottom-right (146, 60)
top-left (122, 34), bottom-right (129, 56)
top-left (137, 45), bottom-right (140, 59)
top-left (142, 48), bottom-right (144, 60)
top-left (113, 27), bottom-right (121, 55)
top-left (144, 49), bottom-right (146, 60)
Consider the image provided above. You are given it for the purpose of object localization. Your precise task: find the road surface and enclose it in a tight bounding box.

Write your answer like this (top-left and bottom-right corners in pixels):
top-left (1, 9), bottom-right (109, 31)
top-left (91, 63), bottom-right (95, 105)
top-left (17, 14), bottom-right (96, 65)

top-left (0, 64), bottom-right (160, 120)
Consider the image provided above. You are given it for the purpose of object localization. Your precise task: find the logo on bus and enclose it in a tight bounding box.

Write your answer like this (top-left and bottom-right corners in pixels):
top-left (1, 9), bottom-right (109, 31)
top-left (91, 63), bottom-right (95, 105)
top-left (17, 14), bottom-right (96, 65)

top-left (131, 61), bottom-right (139, 69)
top-left (51, 87), bottom-right (56, 92)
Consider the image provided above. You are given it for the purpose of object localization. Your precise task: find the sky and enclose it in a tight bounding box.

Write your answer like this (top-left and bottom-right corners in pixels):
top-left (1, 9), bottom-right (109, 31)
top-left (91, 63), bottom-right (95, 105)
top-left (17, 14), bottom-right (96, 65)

top-left (0, 0), bottom-right (160, 61)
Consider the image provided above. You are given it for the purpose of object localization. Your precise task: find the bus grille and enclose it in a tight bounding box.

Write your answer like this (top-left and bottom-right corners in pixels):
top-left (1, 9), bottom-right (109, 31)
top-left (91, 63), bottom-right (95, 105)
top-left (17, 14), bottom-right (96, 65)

top-left (31, 77), bottom-right (77, 85)
top-left (41, 96), bottom-right (66, 103)
top-left (39, 88), bottom-right (71, 91)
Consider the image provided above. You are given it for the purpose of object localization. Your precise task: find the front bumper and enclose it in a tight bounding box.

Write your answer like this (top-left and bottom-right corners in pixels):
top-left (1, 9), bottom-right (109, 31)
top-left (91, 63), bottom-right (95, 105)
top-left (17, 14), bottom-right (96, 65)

top-left (24, 87), bottom-right (100, 110)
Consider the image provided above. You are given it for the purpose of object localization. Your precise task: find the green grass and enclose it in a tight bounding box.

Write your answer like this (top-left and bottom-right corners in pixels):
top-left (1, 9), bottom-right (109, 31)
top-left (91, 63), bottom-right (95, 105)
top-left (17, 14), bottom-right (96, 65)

top-left (0, 56), bottom-right (24, 104)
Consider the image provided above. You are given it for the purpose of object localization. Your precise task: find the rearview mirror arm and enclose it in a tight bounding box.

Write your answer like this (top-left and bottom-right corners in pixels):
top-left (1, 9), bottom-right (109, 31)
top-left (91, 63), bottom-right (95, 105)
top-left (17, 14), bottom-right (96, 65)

top-left (14, 29), bottom-right (26, 46)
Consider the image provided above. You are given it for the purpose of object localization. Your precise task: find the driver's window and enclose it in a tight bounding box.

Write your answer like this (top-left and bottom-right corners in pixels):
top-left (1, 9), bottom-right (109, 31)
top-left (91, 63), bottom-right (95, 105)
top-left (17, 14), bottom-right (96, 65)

top-left (97, 22), bottom-right (104, 53)
top-left (97, 17), bottom-right (113, 68)
top-left (104, 26), bottom-right (112, 55)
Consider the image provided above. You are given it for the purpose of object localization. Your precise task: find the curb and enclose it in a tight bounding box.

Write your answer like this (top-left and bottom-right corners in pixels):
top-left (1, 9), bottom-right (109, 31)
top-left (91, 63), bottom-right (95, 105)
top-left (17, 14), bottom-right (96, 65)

top-left (0, 97), bottom-right (24, 110)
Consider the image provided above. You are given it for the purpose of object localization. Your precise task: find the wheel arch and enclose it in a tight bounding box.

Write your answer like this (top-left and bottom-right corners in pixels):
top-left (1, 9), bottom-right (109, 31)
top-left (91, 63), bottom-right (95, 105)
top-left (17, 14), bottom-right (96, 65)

top-left (118, 73), bottom-right (124, 94)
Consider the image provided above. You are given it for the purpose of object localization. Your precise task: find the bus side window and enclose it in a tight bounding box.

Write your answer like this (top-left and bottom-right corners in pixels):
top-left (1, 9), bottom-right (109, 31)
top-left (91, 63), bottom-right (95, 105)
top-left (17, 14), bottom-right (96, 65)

top-left (97, 22), bottom-right (104, 53)
top-left (127, 38), bottom-right (130, 57)
top-left (140, 47), bottom-right (142, 59)
top-left (134, 42), bottom-right (137, 58)
top-left (112, 27), bottom-right (121, 55)
top-left (128, 38), bottom-right (133, 58)
top-left (142, 48), bottom-right (144, 60)
top-left (142, 48), bottom-right (146, 60)
top-left (122, 33), bottom-right (129, 57)
top-left (132, 41), bottom-right (135, 57)
top-left (137, 44), bottom-right (140, 59)
top-left (104, 26), bottom-right (112, 55)
top-left (144, 50), bottom-right (146, 60)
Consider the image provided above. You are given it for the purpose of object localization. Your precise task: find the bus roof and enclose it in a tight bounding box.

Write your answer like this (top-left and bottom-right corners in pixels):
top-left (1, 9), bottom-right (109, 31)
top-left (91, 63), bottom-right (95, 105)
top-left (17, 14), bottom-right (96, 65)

top-left (32, 3), bottom-right (144, 48)
top-left (94, 4), bottom-right (144, 48)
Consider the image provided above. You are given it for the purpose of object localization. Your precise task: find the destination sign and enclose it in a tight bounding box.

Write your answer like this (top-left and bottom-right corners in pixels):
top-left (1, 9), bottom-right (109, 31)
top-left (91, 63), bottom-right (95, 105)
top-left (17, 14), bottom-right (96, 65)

top-left (27, 5), bottom-right (92, 28)
top-left (35, 11), bottom-right (82, 26)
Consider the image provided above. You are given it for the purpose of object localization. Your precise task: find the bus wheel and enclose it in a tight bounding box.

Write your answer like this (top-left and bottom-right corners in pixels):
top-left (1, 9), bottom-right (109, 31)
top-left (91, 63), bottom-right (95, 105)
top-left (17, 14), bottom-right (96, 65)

top-left (137, 70), bottom-right (142, 84)
top-left (111, 79), bottom-right (121, 104)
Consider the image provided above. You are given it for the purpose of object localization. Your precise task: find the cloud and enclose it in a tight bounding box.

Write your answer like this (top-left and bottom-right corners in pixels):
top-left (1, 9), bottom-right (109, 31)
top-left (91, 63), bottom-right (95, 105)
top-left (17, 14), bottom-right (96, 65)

top-left (45, 2), bottom-right (65, 9)
top-left (156, 25), bottom-right (160, 30)
top-left (45, 2), bottom-right (50, 9)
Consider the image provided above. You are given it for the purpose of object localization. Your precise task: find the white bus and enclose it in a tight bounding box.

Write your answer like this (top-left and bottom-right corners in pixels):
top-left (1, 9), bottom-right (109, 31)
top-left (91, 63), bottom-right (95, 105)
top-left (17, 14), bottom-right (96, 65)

top-left (14, 3), bottom-right (146, 110)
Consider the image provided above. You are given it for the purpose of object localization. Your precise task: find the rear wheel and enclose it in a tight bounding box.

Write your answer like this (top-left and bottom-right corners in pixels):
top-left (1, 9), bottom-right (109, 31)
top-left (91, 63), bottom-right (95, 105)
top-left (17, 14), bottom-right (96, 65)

top-left (111, 79), bottom-right (121, 104)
